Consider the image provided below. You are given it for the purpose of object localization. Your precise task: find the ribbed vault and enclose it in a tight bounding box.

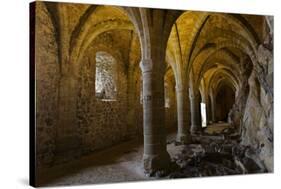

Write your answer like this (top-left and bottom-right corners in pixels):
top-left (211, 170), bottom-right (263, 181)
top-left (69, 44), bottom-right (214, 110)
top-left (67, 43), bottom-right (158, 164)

top-left (34, 2), bottom-right (273, 182)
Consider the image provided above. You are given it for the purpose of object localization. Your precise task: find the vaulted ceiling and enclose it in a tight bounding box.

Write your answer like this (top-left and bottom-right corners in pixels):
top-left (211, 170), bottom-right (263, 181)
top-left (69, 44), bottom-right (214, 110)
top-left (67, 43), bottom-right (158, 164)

top-left (44, 2), bottom-right (269, 95)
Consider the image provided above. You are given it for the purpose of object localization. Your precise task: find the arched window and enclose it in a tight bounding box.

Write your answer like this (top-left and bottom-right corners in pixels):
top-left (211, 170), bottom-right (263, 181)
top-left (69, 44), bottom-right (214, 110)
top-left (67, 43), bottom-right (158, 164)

top-left (95, 51), bottom-right (117, 100)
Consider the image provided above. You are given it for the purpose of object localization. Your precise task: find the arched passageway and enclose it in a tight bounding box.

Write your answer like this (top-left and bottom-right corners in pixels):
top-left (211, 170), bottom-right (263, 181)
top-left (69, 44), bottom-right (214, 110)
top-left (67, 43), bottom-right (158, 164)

top-left (33, 1), bottom-right (273, 186)
top-left (215, 83), bottom-right (235, 122)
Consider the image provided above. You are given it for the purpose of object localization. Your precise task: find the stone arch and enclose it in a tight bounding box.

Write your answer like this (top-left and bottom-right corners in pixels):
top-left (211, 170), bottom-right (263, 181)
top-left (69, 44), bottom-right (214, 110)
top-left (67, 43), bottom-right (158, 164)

top-left (190, 27), bottom-right (255, 64)
top-left (169, 11), bottom-right (258, 73)
top-left (190, 34), bottom-right (256, 73)
top-left (214, 81), bottom-right (236, 122)
top-left (71, 21), bottom-right (134, 68)
top-left (208, 69), bottom-right (238, 95)
top-left (188, 37), bottom-right (258, 89)
top-left (182, 13), bottom-right (261, 91)
top-left (207, 69), bottom-right (237, 122)
top-left (211, 14), bottom-right (260, 47)
top-left (181, 13), bottom-right (210, 68)
top-left (68, 5), bottom-right (139, 76)
top-left (195, 49), bottom-right (241, 90)
top-left (183, 13), bottom-right (260, 71)
top-left (70, 5), bottom-right (99, 51)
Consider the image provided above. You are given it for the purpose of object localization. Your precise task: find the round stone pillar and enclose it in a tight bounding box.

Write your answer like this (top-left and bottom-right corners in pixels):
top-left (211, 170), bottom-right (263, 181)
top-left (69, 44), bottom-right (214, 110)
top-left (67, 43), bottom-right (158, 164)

top-left (176, 85), bottom-right (191, 143)
top-left (210, 94), bottom-right (216, 123)
top-left (190, 93), bottom-right (202, 134)
top-left (140, 58), bottom-right (170, 174)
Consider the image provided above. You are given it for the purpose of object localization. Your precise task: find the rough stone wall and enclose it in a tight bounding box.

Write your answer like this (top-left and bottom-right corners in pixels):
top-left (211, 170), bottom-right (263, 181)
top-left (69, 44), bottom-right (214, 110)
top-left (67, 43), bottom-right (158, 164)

top-left (241, 31), bottom-right (273, 172)
top-left (35, 2), bottom-right (60, 168)
top-left (76, 55), bottom-right (96, 154)
top-left (228, 55), bottom-right (252, 131)
top-left (34, 7), bottom-right (143, 166)
top-left (76, 51), bottom-right (134, 155)
top-left (127, 72), bottom-right (144, 137)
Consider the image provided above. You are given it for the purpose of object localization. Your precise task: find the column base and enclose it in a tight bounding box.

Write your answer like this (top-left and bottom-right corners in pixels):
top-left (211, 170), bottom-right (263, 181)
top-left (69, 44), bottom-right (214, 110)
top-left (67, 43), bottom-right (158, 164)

top-left (176, 133), bottom-right (192, 144)
top-left (143, 151), bottom-right (171, 175)
top-left (190, 125), bottom-right (202, 134)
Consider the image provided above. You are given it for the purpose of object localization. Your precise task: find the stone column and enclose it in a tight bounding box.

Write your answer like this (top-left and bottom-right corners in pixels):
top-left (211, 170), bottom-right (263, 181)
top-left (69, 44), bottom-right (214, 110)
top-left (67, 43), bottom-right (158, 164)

top-left (140, 58), bottom-right (170, 174)
top-left (210, 94), bottom-right (216, 123)
top-left (206, 98), bottom-right (211, 125)
top-left (190, 92), bottom-right (202, 134)
top-left (176, 85), bottom-right (191, 143)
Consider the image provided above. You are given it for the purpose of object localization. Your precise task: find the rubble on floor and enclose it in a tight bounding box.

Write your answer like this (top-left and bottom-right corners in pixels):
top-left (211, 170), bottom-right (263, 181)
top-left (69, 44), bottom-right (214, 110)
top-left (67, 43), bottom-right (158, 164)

top-left (153, 137), bottom-right (266, 178)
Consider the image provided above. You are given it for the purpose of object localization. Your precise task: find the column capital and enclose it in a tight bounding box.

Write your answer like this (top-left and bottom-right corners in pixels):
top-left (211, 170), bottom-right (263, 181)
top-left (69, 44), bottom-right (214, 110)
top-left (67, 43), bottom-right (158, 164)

top-left (189, 90), bottom-right (195, 99)
top-left (189, 89), bottom-right (200, 100)
top-left (175, 84), bottom-right (183, 93)
top-left (140, 58), bottom-right (153, 73)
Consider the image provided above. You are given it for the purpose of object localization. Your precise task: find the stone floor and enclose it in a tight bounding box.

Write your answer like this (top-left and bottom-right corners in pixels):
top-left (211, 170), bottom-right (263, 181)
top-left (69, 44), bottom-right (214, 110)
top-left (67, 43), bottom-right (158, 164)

top-left (38, 123), bottom-right (236, 187)
top-left (38, 137), bottom-right (149, 187)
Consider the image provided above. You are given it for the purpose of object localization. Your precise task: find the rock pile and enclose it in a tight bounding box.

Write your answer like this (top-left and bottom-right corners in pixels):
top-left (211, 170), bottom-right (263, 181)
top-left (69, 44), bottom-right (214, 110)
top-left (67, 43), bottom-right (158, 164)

top-left (152, 139), bottom-right (266, 178)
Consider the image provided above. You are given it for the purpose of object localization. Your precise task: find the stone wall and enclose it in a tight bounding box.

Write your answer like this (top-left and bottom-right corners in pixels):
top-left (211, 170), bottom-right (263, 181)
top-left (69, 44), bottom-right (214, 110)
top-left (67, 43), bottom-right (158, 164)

top-left (76, 51), bottom-right (139, 155)
top-left (34, 3), bottom-right (143, 167)
top-left (35, 2), bottom-right (59, 168)
top-left (130, 71), bottom-right (144, 136)
top-left (241, 31), bottom-right (273, 172)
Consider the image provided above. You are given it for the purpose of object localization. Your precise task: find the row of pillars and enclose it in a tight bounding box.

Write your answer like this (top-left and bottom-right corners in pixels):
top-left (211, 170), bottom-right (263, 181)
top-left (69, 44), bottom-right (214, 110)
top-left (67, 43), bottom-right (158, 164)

top-left (140, 59), bottom-right (204, 173)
